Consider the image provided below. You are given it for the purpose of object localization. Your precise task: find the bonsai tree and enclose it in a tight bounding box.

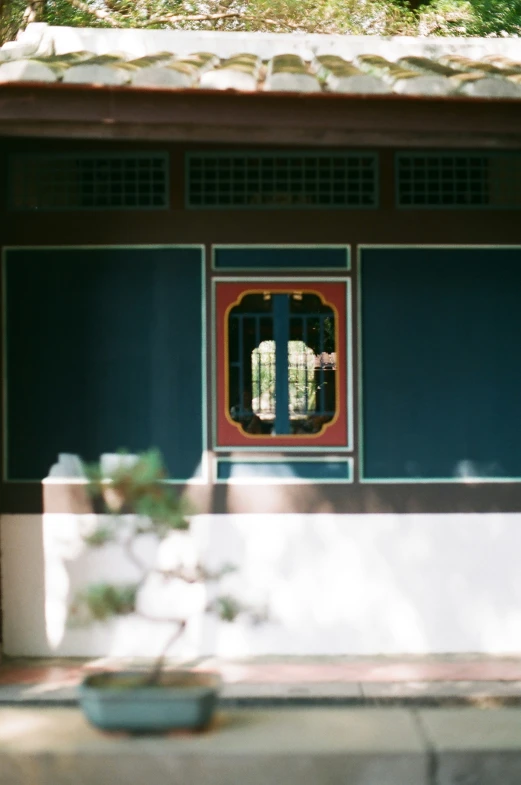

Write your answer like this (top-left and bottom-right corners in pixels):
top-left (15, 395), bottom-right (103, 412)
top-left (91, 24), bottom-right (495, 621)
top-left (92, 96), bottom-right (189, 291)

top-left (68, 449), bottom-right (260, 686)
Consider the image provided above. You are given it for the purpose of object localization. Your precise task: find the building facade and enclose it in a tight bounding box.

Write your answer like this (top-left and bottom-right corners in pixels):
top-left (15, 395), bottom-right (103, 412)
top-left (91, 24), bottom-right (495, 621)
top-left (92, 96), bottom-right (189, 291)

top-left (2, 25), bottom-right (521, 657)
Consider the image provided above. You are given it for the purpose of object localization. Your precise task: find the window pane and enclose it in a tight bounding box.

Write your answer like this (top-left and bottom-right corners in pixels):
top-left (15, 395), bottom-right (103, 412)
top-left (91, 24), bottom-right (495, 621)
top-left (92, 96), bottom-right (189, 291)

top-left (228, 291), bottom-right (336, 436)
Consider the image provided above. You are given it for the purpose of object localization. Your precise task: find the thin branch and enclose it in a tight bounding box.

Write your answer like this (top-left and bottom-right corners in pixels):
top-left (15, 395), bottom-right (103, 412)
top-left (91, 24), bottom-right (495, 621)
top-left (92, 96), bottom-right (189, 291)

top-left (62, 0), bottom-right (120, 26)
top-left (146, 10), bottom-right (243, 24)
top-left (144, 9), bottom-right (308, 30)
top-left (59, 0), bottom-right (320, 32)
top-left (103, 0), bottom-right (129, 12)
top-left (123, 540), bottom-right (200, 586)
top-left (144, 619), bottom-right (187, 686)
top-left (154, 564), bottom-right (235, 584)
top-left (135, 609), bottom-right (187, 625)
top-left (121, 529), bottom-right (224, 587)
top-left (122, 533), bottom-right (149, 588)
top-left (242, 14), bottom-right (312, 30)
top-left (156, 566), bottom-right (200, 584)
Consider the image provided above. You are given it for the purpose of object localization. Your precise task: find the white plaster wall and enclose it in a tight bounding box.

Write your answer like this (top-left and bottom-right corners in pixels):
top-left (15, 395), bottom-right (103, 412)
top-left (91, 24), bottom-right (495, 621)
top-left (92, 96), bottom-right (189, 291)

top-left (2, 512), bottom-right (521, 657)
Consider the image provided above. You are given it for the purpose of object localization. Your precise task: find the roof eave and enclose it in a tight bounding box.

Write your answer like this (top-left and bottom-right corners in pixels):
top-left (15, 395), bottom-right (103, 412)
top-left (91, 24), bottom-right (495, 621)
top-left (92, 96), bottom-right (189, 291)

top-left (1, 82), bottom-right (521, 148)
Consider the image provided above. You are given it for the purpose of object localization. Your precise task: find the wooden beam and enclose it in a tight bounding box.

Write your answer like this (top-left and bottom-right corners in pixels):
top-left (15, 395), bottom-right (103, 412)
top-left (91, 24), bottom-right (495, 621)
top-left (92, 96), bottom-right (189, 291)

top-left (1, 83), bottom-right (521, 148)
top-left (8, 478), bottom-right (521, 515)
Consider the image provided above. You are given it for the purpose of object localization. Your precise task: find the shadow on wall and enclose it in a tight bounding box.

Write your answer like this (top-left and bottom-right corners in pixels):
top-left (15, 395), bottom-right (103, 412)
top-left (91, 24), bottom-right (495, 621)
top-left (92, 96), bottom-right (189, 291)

top-left (216, 475), bottom-right (521, 515)
top-left (3, 508), bottom-right (521, 658)
top-left (0, 515), bottom-right (48, 657)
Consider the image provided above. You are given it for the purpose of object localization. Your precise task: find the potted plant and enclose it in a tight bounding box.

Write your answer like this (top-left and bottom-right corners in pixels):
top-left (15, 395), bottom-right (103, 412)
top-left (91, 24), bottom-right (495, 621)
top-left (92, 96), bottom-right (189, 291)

top-left (69, 449), bottom-right (260, 734)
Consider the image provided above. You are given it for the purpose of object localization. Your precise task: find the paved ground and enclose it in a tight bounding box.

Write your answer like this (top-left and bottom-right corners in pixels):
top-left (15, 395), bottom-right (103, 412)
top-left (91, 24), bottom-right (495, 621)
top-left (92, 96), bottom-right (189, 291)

top-left (2, 656), bottom-right (521, 784)
top-left (2, 704), bottom-right (521, 785)
top-left (1, 654), bottom-right (521, 707)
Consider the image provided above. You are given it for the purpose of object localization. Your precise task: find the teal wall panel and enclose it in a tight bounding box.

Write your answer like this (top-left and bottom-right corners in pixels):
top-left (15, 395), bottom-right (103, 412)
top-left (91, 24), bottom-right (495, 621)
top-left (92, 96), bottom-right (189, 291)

top-left (361, 247), bottom-right (521, 480)
top-left (4, 247), bottom-right (204, 481)
top-left (216, 458), bottom-right (352, 482)
top-left (213, 247), bottom-right (349, 270)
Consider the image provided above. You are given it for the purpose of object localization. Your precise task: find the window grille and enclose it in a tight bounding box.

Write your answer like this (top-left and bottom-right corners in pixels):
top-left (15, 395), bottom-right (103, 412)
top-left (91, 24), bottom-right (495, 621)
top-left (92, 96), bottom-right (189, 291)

top-left (229, 292), bottom-right (337, 436)
top-left (186, 152), bottom-right (378, 208)
top-left (396, 152), bottom-right (521, 208)
top-left (9, 153), bottom-right (169, 210)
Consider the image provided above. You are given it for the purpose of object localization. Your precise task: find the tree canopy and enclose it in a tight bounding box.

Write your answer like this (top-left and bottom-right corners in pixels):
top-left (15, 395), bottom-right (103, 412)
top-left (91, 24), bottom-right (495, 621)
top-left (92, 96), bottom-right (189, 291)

top-left (2, 0), bottom-right (521, 45)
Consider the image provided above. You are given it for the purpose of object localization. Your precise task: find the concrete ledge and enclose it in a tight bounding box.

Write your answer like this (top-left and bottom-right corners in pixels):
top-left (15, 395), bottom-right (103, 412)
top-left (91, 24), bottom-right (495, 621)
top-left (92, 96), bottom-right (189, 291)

top-left (0, 707), bottom-right (521, 784)
top-left (3, 679), bottom-right (521, 708)
top-left (0, 707), bottom-right (426, 785)
top-left (419, 708), bottom-right (521, 785)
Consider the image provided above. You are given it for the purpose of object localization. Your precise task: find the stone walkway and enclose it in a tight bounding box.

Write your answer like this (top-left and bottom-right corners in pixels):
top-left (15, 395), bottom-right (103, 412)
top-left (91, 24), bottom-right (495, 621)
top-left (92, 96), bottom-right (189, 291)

top-left (1, 705), bottom-right (521, 785)
top-left (2, 656), bottom-right (521, 784)
top-left (1, 654), bottom-right (521, 706)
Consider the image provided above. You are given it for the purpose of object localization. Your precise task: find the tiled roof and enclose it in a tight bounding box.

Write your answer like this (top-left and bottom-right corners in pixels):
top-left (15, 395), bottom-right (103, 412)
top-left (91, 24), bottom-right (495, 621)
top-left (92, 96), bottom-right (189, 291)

top-left (2, 23), bottom-right (521, 98)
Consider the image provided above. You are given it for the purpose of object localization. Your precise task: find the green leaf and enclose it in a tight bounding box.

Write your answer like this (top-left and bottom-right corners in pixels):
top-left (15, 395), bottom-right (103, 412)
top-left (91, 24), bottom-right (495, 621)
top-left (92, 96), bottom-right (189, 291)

top-left (212, 594), bottom-right (243, 622)
top-left (82, 449), bottom-right (192, 535)
top-left (82, 524), bottom-right (116, 547)
top-left (70, 582), bottom-right (138, 624)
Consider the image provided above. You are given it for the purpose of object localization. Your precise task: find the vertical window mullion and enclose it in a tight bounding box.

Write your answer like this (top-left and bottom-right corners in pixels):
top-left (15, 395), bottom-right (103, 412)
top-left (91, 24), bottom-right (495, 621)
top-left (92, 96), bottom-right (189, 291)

top-left (238, 314), bottom-right (244, 416)
top-left (254, 315), bottom-right (261, 413)
top-left (319, 315), bottom-right (325, 415)
top-left (303, 315), bottom-right (309, 415)
top-left (273, 294), bottom-right (290, 434)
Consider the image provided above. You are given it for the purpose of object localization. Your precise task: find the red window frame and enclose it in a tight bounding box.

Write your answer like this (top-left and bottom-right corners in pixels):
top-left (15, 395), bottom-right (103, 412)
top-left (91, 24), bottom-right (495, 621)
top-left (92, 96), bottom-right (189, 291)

top-left (215, 280), bottom-right (348, 448)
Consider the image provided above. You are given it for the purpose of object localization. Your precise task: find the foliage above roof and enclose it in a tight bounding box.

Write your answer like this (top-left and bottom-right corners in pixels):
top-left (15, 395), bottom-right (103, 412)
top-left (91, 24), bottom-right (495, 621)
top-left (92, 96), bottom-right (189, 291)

top-left (2, 0), bottom-right (521, 44)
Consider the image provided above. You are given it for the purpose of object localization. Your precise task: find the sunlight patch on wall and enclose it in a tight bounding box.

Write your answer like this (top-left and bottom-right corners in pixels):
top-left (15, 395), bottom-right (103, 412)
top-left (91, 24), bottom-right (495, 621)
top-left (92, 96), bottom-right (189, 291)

top-left (42, 513), bottom-right (87, 650)
top-left (7, 510), bottom-right (521, 657)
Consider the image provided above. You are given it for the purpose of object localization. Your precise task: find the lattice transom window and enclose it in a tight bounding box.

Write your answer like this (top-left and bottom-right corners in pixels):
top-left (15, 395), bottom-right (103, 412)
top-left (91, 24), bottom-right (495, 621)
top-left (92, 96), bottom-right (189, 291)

top-left (187, 152), bottom-right (378, 208)
top-left (396, 152), bottom-right (521, 208)
top-left (9, 153), bottom-right (169, 210)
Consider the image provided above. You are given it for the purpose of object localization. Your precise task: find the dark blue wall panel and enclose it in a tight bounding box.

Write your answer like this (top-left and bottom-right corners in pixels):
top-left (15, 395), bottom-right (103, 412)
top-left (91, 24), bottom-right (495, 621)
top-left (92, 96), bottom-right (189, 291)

top-left (214, 247), bottom-right (348, 270)
top-left (217, 459), bottom-right (351, 481)
top-left (5, 247), bottom-right (203, 481)
top-left (361, 248), bottom-right (521, 480)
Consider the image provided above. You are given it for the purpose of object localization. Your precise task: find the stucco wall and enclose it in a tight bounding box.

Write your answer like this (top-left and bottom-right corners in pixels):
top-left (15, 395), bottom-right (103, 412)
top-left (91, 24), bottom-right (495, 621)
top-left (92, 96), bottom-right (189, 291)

top-left (2, 512), bottom-right (521, 657)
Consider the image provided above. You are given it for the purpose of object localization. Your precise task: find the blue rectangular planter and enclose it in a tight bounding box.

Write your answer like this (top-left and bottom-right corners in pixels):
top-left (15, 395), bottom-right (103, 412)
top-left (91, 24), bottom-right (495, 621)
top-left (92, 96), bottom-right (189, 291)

top-left (79, 670), bottom-right (221, 733)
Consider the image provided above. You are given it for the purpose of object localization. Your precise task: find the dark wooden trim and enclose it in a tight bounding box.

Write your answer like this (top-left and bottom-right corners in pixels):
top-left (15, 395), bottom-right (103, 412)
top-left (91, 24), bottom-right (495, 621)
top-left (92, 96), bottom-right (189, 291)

top-left (4, 479), bottom-right (521, 515)
top-left (216, 482), bottom-right (521, 514)
top-left (1, 84), bottom-right (521, 148)
top-left (1, 483), bottom-right (45, 514)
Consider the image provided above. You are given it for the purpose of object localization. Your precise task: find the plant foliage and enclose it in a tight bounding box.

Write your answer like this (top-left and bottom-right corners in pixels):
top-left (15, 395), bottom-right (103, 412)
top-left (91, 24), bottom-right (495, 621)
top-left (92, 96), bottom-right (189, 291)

top-left (2, 0), bottom-right (521, 44)
top-left (84, 448), bottom-right (191, 535)
top-left (70, 582), bottom-right (139, 623)
top-left (69, 449), bottom-right (258, 684)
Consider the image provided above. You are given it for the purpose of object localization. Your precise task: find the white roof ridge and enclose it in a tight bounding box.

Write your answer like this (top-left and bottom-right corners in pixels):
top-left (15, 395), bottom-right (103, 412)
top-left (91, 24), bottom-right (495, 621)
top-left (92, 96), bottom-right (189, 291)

top-left (11, 22), bottom-right (521, 62)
